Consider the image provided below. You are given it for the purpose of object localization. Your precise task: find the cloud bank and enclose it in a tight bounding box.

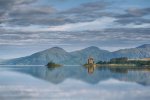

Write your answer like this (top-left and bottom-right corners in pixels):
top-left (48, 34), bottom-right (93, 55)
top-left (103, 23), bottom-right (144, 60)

top-left (0, 0), bottom-right (150, 58)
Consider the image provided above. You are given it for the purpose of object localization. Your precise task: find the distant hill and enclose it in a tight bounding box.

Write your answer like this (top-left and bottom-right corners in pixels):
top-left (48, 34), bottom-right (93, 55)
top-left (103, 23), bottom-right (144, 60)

top-left (136, 44), bottom-right (150, 48)
top-left (2, 44), bottom-right (150, 65)
top-left (3, 47), bottom-right (73, 65)
top-left (71, 46), bottom-right (111, 64)
top-left (113, 44), bottom-right (150, 59)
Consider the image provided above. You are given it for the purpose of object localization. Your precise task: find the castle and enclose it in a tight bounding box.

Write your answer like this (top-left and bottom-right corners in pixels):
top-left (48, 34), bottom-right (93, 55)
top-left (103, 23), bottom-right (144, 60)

top-left (87, 56), bottom-right (94, 64)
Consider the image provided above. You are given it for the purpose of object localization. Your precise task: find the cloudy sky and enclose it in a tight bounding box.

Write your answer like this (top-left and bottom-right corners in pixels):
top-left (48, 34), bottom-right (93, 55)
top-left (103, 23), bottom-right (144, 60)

top-left (0, 0), bottom-right (150, 59)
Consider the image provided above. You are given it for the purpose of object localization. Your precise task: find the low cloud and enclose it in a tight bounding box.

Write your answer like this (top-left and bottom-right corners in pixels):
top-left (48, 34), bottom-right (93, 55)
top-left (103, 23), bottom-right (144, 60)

top-left (0, 28), bottom-right (149, 47)
top-left (115, 7), bottom-right (150, 25)
top-left (47, 17), bottom-right (116, 31)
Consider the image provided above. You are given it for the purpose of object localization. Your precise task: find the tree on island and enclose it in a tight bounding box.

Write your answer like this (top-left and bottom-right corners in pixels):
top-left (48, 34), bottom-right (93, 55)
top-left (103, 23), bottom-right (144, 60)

top-left (46, 61), bottom-right (62, 68)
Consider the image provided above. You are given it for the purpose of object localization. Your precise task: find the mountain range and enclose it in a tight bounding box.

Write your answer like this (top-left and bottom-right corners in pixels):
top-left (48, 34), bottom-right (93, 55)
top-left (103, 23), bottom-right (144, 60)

top-left (2, 44), bottom-right (150, 65)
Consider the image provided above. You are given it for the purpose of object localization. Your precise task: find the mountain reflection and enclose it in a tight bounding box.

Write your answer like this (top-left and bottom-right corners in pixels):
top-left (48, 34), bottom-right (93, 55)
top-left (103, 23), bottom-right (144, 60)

top-left (1, 65), bottom-right (150, 86)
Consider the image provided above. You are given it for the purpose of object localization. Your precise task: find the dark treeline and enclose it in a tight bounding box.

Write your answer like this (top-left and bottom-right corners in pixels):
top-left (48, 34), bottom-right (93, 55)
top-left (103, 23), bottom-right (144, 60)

top-left (97, 57), bottom-right (150, 66)
top-left (46, 61), bottom-right (62, 68)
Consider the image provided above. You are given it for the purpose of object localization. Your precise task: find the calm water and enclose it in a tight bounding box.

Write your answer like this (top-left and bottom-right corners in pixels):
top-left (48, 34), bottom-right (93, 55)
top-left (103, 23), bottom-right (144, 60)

top-left (0, 65), bottom-right (150, 100)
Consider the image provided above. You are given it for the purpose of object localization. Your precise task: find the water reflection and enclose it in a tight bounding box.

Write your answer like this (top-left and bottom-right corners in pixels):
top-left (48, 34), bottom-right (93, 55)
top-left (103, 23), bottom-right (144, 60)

top-left (85, 64), bottom-right (96, 74)
top-left (1, 65), bottom-right (150, 100)
top-left (98, 67), bottom-right (150, 74)
top-left (1, 65), bottom-right (150, 85)
top-left (0, 70), bottom-right (150, 100)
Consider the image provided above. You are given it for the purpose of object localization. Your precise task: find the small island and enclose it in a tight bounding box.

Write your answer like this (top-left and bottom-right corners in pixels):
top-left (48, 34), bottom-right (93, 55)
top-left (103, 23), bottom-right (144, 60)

top-left (46, 61), bottom-right (62, 68)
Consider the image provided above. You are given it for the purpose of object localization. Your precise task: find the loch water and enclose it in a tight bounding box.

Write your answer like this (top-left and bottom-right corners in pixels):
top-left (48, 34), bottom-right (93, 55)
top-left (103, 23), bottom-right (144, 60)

top-left (0, 65), bottom-right (150, 100)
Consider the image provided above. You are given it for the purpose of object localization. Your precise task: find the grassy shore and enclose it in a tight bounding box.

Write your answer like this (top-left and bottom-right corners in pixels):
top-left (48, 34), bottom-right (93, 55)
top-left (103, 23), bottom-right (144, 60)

top-left (97, 57), bottom-right (150, 68)
top-left (96, 64), bottom-right (136, 67)
top-left (83, 63), bottom-right (96, 67)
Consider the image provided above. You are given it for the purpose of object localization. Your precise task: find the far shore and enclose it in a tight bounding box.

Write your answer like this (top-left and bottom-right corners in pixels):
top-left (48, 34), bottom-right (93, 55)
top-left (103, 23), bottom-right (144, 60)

top-left (96, 64), bottom-right (136, 67)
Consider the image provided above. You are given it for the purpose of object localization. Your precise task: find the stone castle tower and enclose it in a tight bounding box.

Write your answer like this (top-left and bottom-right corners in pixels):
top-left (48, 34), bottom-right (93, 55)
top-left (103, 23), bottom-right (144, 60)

top-left (87, 56), bottom-right (94, 64)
